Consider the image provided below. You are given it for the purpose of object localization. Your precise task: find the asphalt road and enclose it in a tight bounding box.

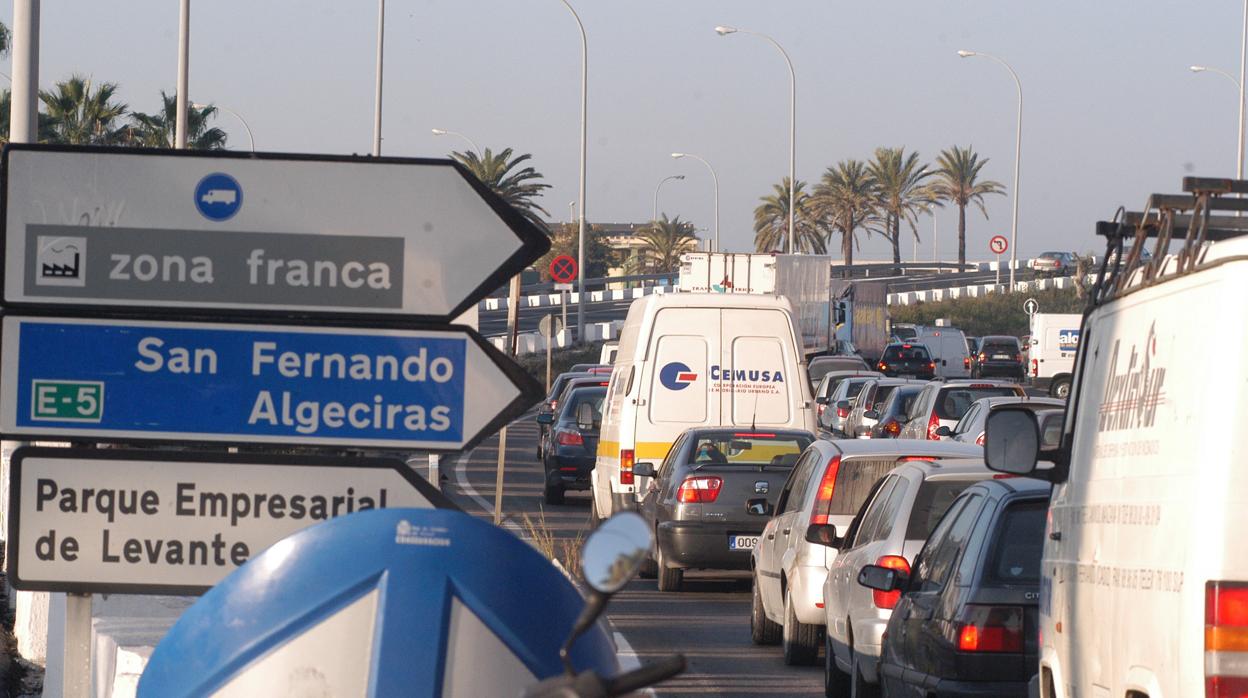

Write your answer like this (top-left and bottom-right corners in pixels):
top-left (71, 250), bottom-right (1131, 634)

top-left (441, 416), bottom-right (824, 697)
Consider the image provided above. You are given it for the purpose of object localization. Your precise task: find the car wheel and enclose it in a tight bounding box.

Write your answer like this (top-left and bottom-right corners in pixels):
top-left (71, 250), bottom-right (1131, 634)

top-left (542, 482), bottom-right (564, 506)
top-left (750, 573), bottom-right (782, 645)
top-left (850, 650), bottom-right (880, 698)
top-left (782, 591), bottom-right (820, 666)
top-left (824, 632), bottom-right (850, 696)
top-left (638, 546), bottom-right (658, 579)
top-left (1051, 376), bottom-right (1072, 399)
top-left (656, 542), bottom-right (683, 592)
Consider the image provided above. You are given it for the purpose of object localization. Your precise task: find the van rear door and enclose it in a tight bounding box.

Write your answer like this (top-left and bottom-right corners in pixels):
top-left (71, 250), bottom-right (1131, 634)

top-left (721, 307), bottom-right (797, 427)
top-left (646, 308), bottom-right (719, 428)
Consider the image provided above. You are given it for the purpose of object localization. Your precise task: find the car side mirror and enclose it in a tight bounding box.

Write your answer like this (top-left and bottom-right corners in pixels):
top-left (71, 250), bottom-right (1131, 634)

top-left (633, 462), bottom-right (657, 479)
top-left (536, 413), bottom-right (555, 425)
top-left (804, 523), bottom-right (841, 547)
top-left (745, 498), bottom-right (774, 517)
top-left (815, 396), bottom-right (830, 406)
top-left (857, 564), bottom-right (908, 593)
top-left (836, 400), bottom-right (851, 410)
top-left (984, 407), bottom-right (1040, 475)
top-left (576, 402), bottom-right (596, 431)
top-left (864, 410), bottom-right (879, 420)
top-left (934, 425), bottom-right (952, 437)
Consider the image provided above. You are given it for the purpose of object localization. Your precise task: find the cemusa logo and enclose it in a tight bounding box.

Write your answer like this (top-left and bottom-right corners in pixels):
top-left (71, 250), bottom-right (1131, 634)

top-left (1097, 322), bottom-right (1166, 432)
top-left (659, 362), bottom-right (698, 391)
top-left (1059, 329), bottom-right (1080, 352)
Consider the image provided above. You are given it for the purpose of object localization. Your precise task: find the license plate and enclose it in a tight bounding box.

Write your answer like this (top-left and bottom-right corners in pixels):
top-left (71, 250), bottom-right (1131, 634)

top-left (900, 374), bottom-right (915, 379)
top-left (993, 354), bottom-right (1010, 360)
top-left (729, 535), bottom-right (759, 551)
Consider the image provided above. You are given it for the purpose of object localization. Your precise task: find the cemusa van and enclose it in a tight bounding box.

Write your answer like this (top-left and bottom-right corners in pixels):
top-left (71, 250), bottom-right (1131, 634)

top-left (593, 294), bottom-right (816, 520)
top-left (986, 230), bottom-right (1248, 698)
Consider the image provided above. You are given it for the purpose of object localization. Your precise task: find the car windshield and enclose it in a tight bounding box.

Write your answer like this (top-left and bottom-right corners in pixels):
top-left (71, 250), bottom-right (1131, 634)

top-left (980, 340), bottom-right (1018, 354)
top-left (984, 499), bottom-right (1047, 585)
top-left (868, 384), bottom-right (901, 410)
top-left (810, 359), bottom-right (868, 383)
top-left (883, 345), bottom-right (930, 361)
top-left (888, 386), bottom-right (924, 417)
top-left (934, 387), bottom-right (1021, 420)
top-left (892, 326), bottom-right (918, 340)
top-left (558, 387), bottom-right (606, 424)
top-left (1037, 409), bottom-right (1065, 449)
top-left (687, 432), bottom-right (812, 468)
top-left (547, 372), bottom-right (592, 402)
top-left (842, 380), bottom-right (869, 401)
top-left (905, 479), bottom-right (980, 540)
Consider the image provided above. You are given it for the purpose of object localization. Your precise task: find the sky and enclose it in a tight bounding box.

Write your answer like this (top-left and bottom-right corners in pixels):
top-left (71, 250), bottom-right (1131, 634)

top-left (8, 0), bottom-right (1243, 261)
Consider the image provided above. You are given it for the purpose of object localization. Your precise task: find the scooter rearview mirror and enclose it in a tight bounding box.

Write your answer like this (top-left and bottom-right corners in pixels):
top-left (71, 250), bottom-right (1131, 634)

top-left (581, 512), bottom-right (652, 595)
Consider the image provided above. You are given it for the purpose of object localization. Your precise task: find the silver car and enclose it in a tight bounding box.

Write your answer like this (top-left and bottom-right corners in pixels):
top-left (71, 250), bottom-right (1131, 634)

top-left (820, 374), bottom-right (880, 436)
top-left (820, 458), bottom-right (994, 695)
top-left (898, 380), bottom-right (1026, 441)
top-left (814, 371), bottom-right (881, 432)
top-left (942, 395), bottom-right (1065, 445)
top-left (843, 378), bottom-right (919, 439)
top-left (748, 439), bottom-right (983, 666)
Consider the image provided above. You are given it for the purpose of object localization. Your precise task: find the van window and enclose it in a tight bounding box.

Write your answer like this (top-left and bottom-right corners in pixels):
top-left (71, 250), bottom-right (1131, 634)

top-left (648, 335), bottom-right (709, 424)
top-left (726, 335), bottom-right (791, 426)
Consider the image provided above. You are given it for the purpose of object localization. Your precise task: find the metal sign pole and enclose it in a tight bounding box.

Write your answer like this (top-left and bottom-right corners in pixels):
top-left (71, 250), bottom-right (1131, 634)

top-left (561, 289), bottom-right (568, 331)
top-left (494, 274), bottom-right (521, 525)
top-left (546, 314), bottom-right (555, 392)
top-left (63, 592), bottom-right (91, 698)
top-left (996, 253), bottom-right (1001, 285)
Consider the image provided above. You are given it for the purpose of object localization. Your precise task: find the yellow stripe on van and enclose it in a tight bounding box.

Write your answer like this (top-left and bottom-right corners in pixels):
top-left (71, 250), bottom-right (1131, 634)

top-left (597, 441), bottom-right (675, 461)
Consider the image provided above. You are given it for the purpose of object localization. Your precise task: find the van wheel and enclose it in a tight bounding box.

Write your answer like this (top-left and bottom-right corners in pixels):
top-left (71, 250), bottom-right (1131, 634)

top-left (783, 592), bottom-right (820, 666)
top-left (543, 483), bottom-right (564, 505)
top-left (851, 651), bottom-right (879, 698)
top-left (1050, 376), bottom-right (1072, 399)
top-left (751, 573), bottom-right (782, 645)
top-left (656, 543), bottom-right (683, 592)
top-left (589, 496), bottom-right (601, 527)
top-left (824, 633), bottom-right (850, 696)
top-left (638, 548), bottom-right (658, 579)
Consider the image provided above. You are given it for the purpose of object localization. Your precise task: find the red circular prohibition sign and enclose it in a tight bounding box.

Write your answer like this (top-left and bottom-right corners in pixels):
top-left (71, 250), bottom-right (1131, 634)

top-left (550, 255), bottom-right (578, 283)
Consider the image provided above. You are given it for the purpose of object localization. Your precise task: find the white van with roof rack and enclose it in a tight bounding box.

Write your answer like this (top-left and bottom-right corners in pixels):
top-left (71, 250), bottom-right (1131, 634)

top-left (982, 175), bottom-right (1248, 698)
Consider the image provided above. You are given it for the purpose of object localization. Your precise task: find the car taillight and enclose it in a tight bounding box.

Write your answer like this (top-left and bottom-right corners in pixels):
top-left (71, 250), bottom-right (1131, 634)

top-left (808, 456), bottom-right (842, 525)
top-left (550, 400), bottom-right (558, 410)
top-left (677, 476), bottom-right (722, 503)
top-left (817, 404), bottom-right (826, 418)
top-left (884, 420), bottom-right (901, 437)
top-left (1206, 582), bottom-right (1248, 697)
top-left (1031, 359), bottom-right (1039, 377)
top-left (878, 362), bottom-right (888, 371)
top-left (873, 555), bottom-right (911, 609)
top-left (837, 406), bottom-right (850, 419)
top-left (953, 605), bottom-right (1025, 653)
top-left (928, 362), bottom-right (936, 372)
top-left (927, 413), bottom-right (942, 440)
top-left (975, 432), bottom-right (985, 446)
top-left (555, 430), bottom-right (583, 446)
top-left (620, 449), bottom-right (635, 486)
top-left (963, 357), bottom-right (970, 369)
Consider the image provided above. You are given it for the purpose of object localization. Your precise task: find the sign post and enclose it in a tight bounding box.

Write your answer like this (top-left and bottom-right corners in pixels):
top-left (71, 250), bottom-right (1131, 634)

top-left (990, 235), bottom-right (1009, 286)
top-left (550, 255), bottom-right (579, 341)
top-left (540, 314), bottom-right (564, 391)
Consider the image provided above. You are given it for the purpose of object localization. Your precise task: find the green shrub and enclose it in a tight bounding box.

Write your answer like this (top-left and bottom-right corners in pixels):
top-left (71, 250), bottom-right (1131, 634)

top-left (890, 288), bottom-right (1083, 337)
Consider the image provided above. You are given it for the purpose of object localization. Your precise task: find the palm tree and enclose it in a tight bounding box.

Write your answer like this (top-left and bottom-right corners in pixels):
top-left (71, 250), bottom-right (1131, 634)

top-left (39, 75), bottom-right (128, 145)
top-left (126, 91), bottom-right (227, 149)
top-left (813, 160), bottom-right (881, 273)
top-left (868, 147), bottom-right (938, 271)
top-left (633, 214), bottom-right (698, 273)
top-left (451, 147), bottom-right (552, 229)
top-left (928, 145), bottom-right (1005, 266)
top-left (753, 178), bottom-right (826, 254)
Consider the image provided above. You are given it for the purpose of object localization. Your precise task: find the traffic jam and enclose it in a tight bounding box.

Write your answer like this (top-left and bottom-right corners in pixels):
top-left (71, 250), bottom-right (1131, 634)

top-left (537, 199), bottom-right (1243, 698)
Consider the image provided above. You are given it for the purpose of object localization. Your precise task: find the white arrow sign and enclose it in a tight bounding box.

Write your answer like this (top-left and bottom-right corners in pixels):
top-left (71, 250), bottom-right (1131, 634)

top-left (1, 145), bottom-right (549, 321)
top-left (0, 315), bottom-right (541, 451)
top-left (6, 447), bottom-right (457, 594)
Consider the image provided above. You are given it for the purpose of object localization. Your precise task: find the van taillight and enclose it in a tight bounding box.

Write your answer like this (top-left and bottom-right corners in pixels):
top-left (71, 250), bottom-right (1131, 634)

top-left (808, 456), bottom-right (843, 525)
top-left (555, 430), bottom-right (583, 446)
top-left (677, 476), bottom-right (722, 503)
top-left (1206, 582), bottom-right (1248, 697)
top-left (873, 556), bottom-right (910, 609)
top-left (1031, 359), bottom-right (1038, 377)
top-left (953, 605), bottom-right (1024, 653)
top-left (620, 449), bottom-right (635, 486)
top-left (927, 413), bottom-right (942, 440)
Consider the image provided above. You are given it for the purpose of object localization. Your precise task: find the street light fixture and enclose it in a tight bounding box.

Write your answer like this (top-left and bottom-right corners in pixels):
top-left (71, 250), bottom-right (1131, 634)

top-left (1190, 65), bottom-right (1245, 178)
top-left (430, 128), bottom-right (482, 156)
top-left (716, 25), bottom-right (796, 254)
top-left (672, 153), bottom-right (719, 252)
top-left (652, 174), bottom-right (684, 222)
top-left (958, 48), bottom-right (1023, 287)
top-left (191, 102), bottom-right (255, 151)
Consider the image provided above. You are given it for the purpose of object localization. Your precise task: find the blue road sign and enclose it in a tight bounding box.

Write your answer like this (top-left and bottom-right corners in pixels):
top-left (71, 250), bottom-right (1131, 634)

top-left (194, 172), bottom-right (242, 221)
top-left (138, 508), bottom-right (618, 697)
top-left (0, 315), bottom-right (540, 450)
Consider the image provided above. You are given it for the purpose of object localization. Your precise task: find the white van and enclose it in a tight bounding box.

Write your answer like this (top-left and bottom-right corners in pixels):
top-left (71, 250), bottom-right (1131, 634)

top-left (599, 341), bottom-right (619, 365)
top-left (983, 191), bottom-right (1247, 698)
top-left (1027, 313), bottom-right (1081, 397)
top-left (593, 293), bottom-right (816, 520)
top-left (912, 326), bottom-right (971, 378)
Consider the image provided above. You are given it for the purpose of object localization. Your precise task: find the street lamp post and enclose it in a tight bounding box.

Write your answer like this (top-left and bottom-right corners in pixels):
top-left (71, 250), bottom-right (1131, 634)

top-left (431, 128), bottom-right (482, 156)
top-left (1191, 64), bottom-right (1246, 178)
top-left (372, 0), bottom-right (384, 156)
top-left (716, 25), bottom-right (795, 254)
top-left (192, 102), bottom-right (254, 151)
top-left (672, 153), bottom-right (719, 252)
top-left (958, 49), bottom-right (1022, 287)
top-left (652, 174), bottom-right (684, 222)
top-left (556, 0), bottom-right (589, 343)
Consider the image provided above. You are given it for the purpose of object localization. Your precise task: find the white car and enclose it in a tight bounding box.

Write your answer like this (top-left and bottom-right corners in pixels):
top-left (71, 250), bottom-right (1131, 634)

top-left (748, 438), bottom-right (982, 666)
top-left (941, 395), bottom-right (1065, 445)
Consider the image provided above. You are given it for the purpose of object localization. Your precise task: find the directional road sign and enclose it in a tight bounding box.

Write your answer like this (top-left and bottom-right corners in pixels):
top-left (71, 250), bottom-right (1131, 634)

top-left (0, 314), bottom-right (542, 450)
top-left (989, 235), bottom-right (1009, 255)
top-left (1024, 297), bottom-right (1040, 316)
top-left (549, 254), bottom-right (578, 284)
top-left (1, 144), bottom-right (550, 322)
top-left (6, 447), bottom-right (457, 594)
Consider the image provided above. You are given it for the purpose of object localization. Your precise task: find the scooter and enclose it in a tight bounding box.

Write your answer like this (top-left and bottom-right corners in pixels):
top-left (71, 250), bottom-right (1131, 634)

top-left (523, 511), bottom-right (686, 697)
